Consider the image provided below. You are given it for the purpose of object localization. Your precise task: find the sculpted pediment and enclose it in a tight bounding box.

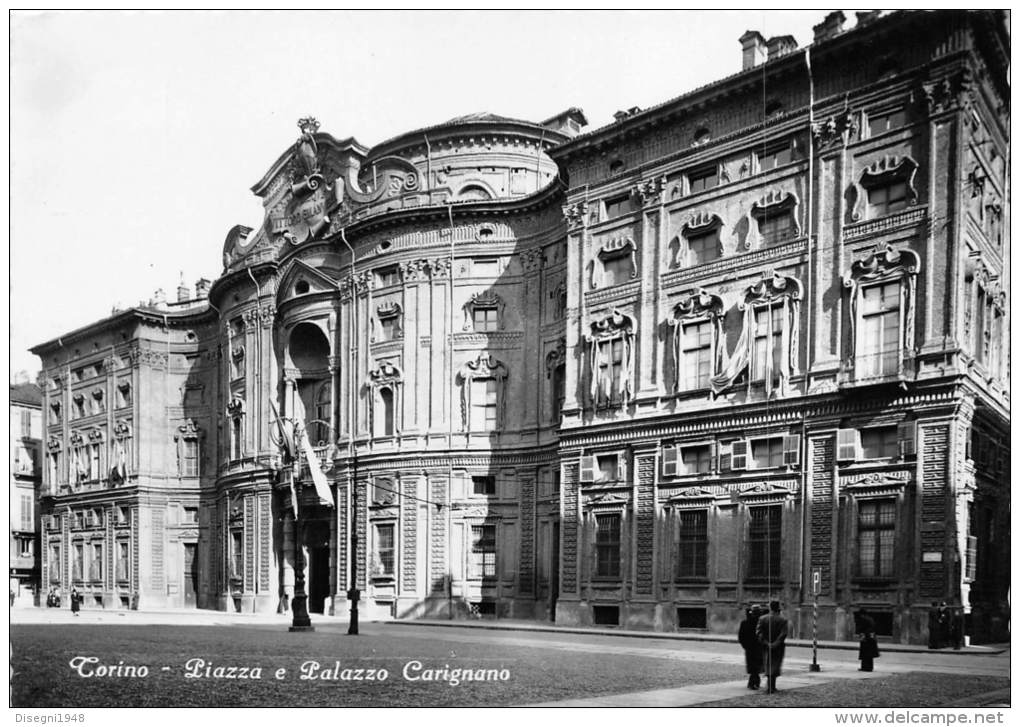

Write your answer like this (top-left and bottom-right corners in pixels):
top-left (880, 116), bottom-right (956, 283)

top-left (278, 259), bottom-right (341, 303)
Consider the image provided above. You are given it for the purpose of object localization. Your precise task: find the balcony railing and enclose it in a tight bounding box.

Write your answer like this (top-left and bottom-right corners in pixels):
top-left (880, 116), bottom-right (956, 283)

top-left (839, 349), bottom-right (916, 386)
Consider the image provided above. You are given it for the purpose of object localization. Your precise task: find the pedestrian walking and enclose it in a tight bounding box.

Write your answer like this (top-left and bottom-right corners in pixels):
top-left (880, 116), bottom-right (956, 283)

top-left (927, 602), bottom-right (940, 649)
top-left (855, 608), bottom-right (879, 672)
top-left (951, 607), bottom-right (965, 650)
top-left (756, 600), bottom-right (788, 694)
top-left (70, 587), bottom-right (81, 615)
top-left (738, 605), bottom-right (763, 689)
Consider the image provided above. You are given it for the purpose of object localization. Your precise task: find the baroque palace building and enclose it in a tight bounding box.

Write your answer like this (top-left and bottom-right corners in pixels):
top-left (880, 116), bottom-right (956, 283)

top-left (32, 10), bottom-right (1009, 643)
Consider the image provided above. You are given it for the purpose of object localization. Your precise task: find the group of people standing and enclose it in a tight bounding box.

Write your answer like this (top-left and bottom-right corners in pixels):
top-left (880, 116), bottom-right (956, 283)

top-left (928, 601), bottom-right (965, 650)
top-left (738, 601), bottom-right (788, 694)
top-left (738, 602), bottom-right (881, 694)
top-left (45, 587), bottom-right (83, 614)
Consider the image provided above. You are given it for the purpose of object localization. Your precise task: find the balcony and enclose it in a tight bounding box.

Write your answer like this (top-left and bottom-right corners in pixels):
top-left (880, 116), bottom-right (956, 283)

top-left (838, 349), bottom-right (916, 387)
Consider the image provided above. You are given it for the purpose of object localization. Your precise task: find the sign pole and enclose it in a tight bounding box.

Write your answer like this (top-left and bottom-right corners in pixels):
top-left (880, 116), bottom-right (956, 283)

top-left (810, 568), bottom-right (821, 672)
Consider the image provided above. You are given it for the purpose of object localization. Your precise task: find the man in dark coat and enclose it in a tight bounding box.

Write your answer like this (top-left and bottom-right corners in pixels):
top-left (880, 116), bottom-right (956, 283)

top-left (927, 602), bottom-right (940, 649)
top-left (70, 588), bottom-right (80, 615)
top-left (856, 608), bottom-right (879, 672)
top-left (738, 605), bottom-right (763, 689)
top-left (756, 600), bottom-right (788, 694)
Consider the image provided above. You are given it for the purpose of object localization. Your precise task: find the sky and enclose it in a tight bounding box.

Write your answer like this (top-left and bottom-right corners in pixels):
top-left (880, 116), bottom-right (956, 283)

top-left (11, 9), bottom-right (844, 379)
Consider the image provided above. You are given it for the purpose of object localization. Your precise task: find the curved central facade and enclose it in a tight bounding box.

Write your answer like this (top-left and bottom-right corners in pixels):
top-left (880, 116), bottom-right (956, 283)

top-left (212, 110), bottom-right (582, 618)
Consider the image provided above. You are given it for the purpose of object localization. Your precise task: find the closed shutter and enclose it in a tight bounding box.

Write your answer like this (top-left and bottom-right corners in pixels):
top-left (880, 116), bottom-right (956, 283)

top-left (662, 446), bottom-right (678, 477)
top-left (580, 455), bottom-right (596, 483)
top-left (782, 434), bottom-right (800, 466)
top-left (719, 443), bottom-right (732, 473)
top-left (897, 421), bottom-right (916, 458)
top-left (837, 428), bottom-right (859, 462)
top-left (731, 440), bottom-right (748, 470)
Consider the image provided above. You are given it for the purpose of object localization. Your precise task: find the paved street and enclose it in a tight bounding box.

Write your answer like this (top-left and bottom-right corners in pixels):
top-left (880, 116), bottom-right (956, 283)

top-left (10, 608), bottom-right (1010, 708)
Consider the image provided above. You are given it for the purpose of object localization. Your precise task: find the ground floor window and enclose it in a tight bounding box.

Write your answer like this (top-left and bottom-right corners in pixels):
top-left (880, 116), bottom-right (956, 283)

top-left (594, 513), bottom-right (622, 579)
top-left (747, 505), bottom-right (781, 580)
top-left (857, 499), bottom-right (895, 577)
top-left (676, 510), bottom-right (708, 579)
top-left (469, 524), bottom-right (496, 579)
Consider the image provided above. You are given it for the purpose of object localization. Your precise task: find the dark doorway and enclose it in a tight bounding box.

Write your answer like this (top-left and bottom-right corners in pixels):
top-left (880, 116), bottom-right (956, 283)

top-left (309, 546), bottom-right (330, 614)
top-left (550, 522), bottom-right (560, 622)
top-left (183, 543), bottom-right (198, 607)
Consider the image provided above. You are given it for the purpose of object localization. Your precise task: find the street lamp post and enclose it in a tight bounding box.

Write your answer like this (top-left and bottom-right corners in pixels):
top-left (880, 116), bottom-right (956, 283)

top-left (289, 466), bottom-right (314, 632)
top-left (347, 461), bottom-right (359, 635)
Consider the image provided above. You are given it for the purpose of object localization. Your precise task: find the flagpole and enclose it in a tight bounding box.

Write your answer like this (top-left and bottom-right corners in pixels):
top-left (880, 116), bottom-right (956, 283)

top-left (288, 464), bottom-right (314, 632)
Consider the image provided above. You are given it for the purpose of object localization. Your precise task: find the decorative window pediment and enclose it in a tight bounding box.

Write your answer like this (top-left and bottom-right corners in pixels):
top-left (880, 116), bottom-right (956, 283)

top-left (853, 155), bottom-right (919, 221)
top-left (681, 212), bottom-right (723, 236)
top-left (367, 361), bottom-right (403, 386)
top-left (671, 289), bottom-right (724, 394)
top-left (367, 362), bottom-right (401, 437)
top-left (173, 419), bottom-right (201, 479)
top-left (373, 302), bottom-right (403, 342)
top-left (750, 190), bottom-right (802, 247)
top-left (226, 396), bottom-right (246, 417)
top-left (458, 354), bottom-right (509, 432)
top-left (545, 339), bottom-right (567, 378)
top-left (47, 436), bottom-right (62, 452)
top-left (592, 236), bottom-right (638, 289)
top-left (462, 291), bottom-right (505, 332)
top-left (672, 288), bottom-right (724, 320)
top-left (707, 273), bottom-right (804, 397)
top-left (586, 310), bottom-right (635, 409)
top-left (842, 245), bottom-right (920, 382)
top-left (87, 428), bottom-right (105, 443)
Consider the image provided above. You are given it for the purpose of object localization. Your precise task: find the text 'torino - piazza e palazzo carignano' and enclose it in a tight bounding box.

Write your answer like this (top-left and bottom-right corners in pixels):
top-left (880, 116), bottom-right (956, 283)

top-left (31, 11), bottom-right (1009, 645)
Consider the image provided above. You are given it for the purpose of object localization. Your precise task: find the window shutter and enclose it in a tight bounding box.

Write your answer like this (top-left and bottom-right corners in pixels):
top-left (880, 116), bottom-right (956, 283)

top-left (710, 441), bottom-right (719, 473)
top-left (719, 443), bottom-right (732, 473)
top-left (783, 434), bottom-right (800, 466)
top-left (580, 455), bottom-right (596, 483)
top-left (662, 446), bottom-right (678, 477)
top-left (731, 440), bottom-right (748, 470)
top-left (618, 456), bottom-right (627, 484)
top-left (898, 421), bottom-right (916, 458)
top-left (837, 428), bottom-right (859, 462)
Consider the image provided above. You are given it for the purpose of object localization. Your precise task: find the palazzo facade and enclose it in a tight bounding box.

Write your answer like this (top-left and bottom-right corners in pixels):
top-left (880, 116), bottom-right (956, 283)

top-left (31, 10), bottom-right (1009, 643)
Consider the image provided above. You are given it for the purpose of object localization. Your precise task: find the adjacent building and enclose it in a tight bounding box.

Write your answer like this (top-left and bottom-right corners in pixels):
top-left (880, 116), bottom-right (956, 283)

top-left (31, 10), bottom-right (1009, 643)
top-left (10, 378), bottom-right (42, 606)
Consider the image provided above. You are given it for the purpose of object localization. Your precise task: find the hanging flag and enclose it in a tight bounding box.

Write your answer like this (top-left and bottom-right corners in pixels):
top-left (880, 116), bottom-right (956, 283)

top-left (288, 467), bottom-right (300, 521)
top-left (269, 401), bottom-right (296, 462)
top-left (296, 422), bottom-right (334, 507)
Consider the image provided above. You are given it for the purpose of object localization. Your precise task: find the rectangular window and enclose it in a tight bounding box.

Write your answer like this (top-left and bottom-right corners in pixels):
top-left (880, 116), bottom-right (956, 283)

top-left (374, 266), bottom-right (399, 288)
top-left (758, 143), bottom-right (793, 171)
top-left (857, 499), bottom-right (895, 577)
top-left (183, 439), bottom-right (199, 477)
top-left (747, 505), bottom-right (782, 579)
top-left (677, 510), bottom-right (708, 579)
top-left (469, 378), bottom-right (498, 431)
top-left (116, 506), bottom-right (129, 525)
top-left (20, 494), bottom-right (33, 531)
top-left (89, 444), bottom-right (101, 481)
top-left (375, 523), bottom-right (395, 576)
top-left (73, 543), bottom-right (84, 580)
top-left (49, 451), bottom-right (60, 486)
top-left (551, 364), bottom-right (566, 422)
top-left (50, 545), bottom-right (61, 583)
top-left (18, 536), bottom-right (33, 558)
top-left (473, 307), bottom-right (499, 332)
top-left (837, 428), bottom-right (860, 462)
top-left (21, 408), bottom-right (32, 437)
top-left (868, 108), bottom-right (906, 137)
top-left (602, 256), bottom-right (633, 287)
top-left (231, 418), bottom-right (243, 460)
top-left (90, 543), bottom-right (103, 581)
top-left (594, 513), bottom-right (621, 579)
top-left (379, 316), bottom-right (397, 342)
top-left (469, 524), bottom-right (497, 578)
top-left (860, 426), bottom-right (898, 460)
top-left (597, 338), bottom-right (625, 403)
top-left (182, 506), bottom-right (198, 524)
top-left (116, 542), bottom-right (129, 581)
top-left (681, 321), bottom-right (713, 390)
top-left (688, 166), bottom-right (719, 194)
top-left (680, 445), bottom-right (713, 475)
top-left (752, 306), bottom-right (784, 381)
top-left (604, 194), bottom-right (633, 219)
top-left (686, 229), bottom-right (720, 265)
top-left (596, 454), bottom-right (619, 483)
top-left (750, 437), bottom-right (784, 469)
top-left (472, 475), bottom-right (496, 496)
top-left (758, 210), bottom-right (795, 245)
top-left (116, 383), bottom-right (132, 408)
top-left (867, 180), bottom-right (908, 217)
top-left (473, 259), bottom-right (499, 277)
top-left (859, 282), bottom-right (901, 377)
top-left (965, 503), bottom-right (977, 582)
top-left (230, 531), bottom-right (243, 580)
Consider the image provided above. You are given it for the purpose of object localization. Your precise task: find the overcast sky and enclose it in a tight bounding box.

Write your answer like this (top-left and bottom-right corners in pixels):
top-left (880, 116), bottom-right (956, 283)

top-left (11, 9), bottom-right (843, 378)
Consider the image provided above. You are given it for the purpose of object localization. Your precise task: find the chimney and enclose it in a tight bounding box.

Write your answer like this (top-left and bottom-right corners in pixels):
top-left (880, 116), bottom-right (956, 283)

top-left (177, 283), bottom-right (191, 303)
top-left (151, 288), bottom-right (167, 307)
top-left (813, 11), bottom-right (846, 43)
top-left (740, 30), bottom-right (767, 70)
top-left (541, 107), bottom-right (588, 138)
top-left (195, 278), bottom-right (212, 300)
top-left (767, 35), bottom-right (798, 61)
top-left (855, 11), bottom-right (880, 27)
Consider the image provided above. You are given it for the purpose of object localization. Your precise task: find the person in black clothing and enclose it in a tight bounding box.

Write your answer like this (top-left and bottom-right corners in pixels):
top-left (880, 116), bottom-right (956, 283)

top-left (70, 587), bottom-right (81, 615)
top-left (856, 608), bottom-right (879, 672)
top-left (738, 605), bottom-right (763, 689)
top-left (927, 602), bottom-right (940, 649)
top-left (951, 607), bottom-right (965, 650)
top-left (937, 601), bottom-right (951, 648)
top-left (756, 600), bottom-right (788, 694)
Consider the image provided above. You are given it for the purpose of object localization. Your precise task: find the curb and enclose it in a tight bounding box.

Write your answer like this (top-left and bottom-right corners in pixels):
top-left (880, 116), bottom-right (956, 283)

top-left (384, 619), bottom-right (1008, 655)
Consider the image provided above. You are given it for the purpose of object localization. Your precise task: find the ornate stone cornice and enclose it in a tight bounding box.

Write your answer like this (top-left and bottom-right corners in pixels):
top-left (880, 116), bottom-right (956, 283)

top-left (842, 244), bottom-right (920, 287)
top-left (681, 211), bottom-right (723, 236)
top-left (587, 309), bottom-right (635, 340)
top-left (367, 361), bottom-right (403, 386)
top-left (673, 288), bottom-right (724, 320)
top-left (812, 109), bottom-right (857, 148)
top-left (634, 175), bottom-right (667, 207)
top-left (742, 272), bottom-right (804, 308)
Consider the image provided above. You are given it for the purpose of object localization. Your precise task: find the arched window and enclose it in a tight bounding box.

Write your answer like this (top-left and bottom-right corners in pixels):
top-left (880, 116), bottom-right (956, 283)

top-left (313, 384), bottom-right (331, 445)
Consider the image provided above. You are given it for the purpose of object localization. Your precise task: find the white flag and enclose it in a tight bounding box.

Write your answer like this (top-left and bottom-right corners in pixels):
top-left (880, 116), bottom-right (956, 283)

top-left (298, 425), bottom-right (333, 507)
